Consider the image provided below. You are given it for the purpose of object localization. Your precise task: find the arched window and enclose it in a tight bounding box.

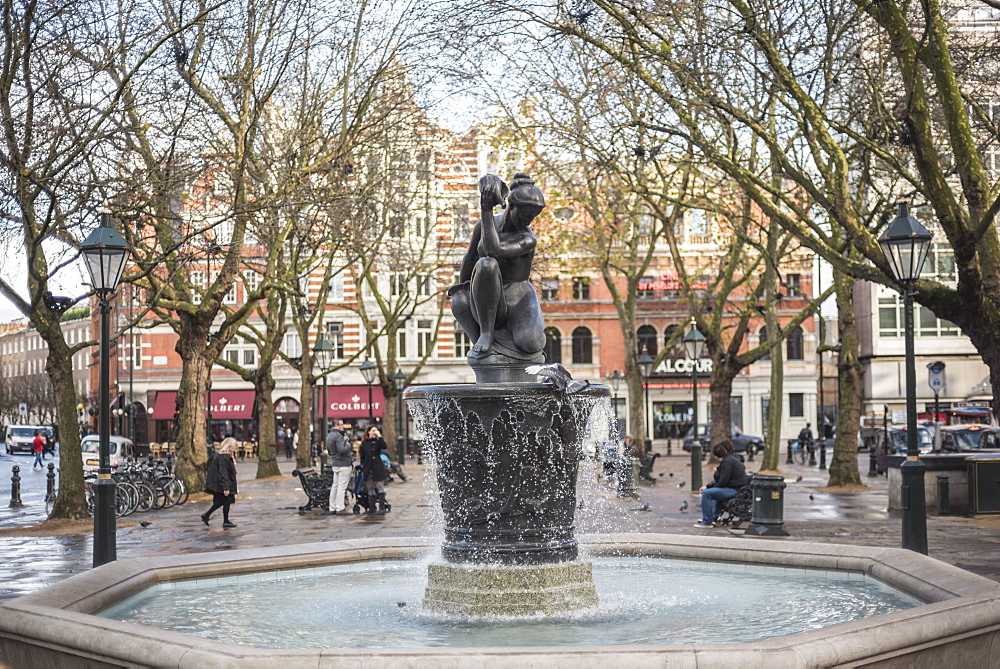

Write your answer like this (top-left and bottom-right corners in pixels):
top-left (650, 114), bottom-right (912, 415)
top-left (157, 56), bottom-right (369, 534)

top-left (786, 326), bottom-right (804, 360)
top-left (637, 325), bottom-right (658, 357)
top-left (572, 326), bottom-right (593, 364)
top-left (544, 327), bottom-right (562, 364)
top-left (664, 324), bottom-right (680, 355)
top-left (759, 326), bottom-right (770, 361)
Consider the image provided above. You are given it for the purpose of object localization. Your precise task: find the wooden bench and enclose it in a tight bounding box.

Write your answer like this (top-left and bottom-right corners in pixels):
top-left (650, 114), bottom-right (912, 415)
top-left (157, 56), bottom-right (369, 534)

top-left (291, 468), bottom-right (331, 513)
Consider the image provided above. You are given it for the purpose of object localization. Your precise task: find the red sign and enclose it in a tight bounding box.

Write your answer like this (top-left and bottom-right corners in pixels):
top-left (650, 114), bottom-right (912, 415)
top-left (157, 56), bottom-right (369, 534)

top-left (150, 390), bottom-right (257, 420)
top-left (319, 385), bottom-right (384, 418)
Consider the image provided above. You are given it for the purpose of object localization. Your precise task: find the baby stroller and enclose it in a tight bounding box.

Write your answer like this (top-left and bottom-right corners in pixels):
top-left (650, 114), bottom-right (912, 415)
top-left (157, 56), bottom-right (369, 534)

top-left (349, 465), bottom-right (369, 514)
top-left (380, 450), bottom-right (408, 482)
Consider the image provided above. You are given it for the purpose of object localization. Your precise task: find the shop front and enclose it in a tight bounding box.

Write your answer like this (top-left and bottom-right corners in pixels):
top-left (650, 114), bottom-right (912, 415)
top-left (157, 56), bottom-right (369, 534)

top-left (149, 389), bottom-right (257, 445)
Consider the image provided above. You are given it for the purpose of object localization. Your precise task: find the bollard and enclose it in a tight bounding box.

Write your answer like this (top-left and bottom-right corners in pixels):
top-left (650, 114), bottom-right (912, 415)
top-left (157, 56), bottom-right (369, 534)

top-left (819, 438), bottom-right (827, 470)
top-left (808, 441), bottom-right (817, 466)
top-left (643, 438), bottom-right (652, 455)
top-left (666, 437), bottom-right (672, 456)
top-left (937, 474), bottom-right (950, 515)
top-left (867, 444), bottom-right (879, 477)
top-left (690, 443), bottom-right (703, 491)
top-left (786, 439), bottom-right (794, 465)
top-left (746, 444), bottom-right (755, 462)
top-left (9, 466), bottom-right (24, 508)
top-left (745, 474), bottom-right (790, 536)
top-left (46, 463), bottom-right (56, 499)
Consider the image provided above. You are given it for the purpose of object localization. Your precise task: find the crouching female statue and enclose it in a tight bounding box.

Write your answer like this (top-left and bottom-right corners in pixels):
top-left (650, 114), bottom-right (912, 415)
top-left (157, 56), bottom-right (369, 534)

top-left (449, 172), bottom-right (546, 377)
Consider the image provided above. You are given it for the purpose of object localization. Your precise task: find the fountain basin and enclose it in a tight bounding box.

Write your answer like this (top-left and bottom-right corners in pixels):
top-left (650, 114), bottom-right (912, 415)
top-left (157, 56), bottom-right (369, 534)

top-left (1, 534), bottom-right (999, 667)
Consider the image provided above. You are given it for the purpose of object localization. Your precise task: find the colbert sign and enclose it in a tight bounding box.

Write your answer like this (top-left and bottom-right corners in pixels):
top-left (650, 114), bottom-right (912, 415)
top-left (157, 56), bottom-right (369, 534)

top-left (322, 385), bottom-right (385, 418)
top-left (655, 358), bottom-right (713, 376)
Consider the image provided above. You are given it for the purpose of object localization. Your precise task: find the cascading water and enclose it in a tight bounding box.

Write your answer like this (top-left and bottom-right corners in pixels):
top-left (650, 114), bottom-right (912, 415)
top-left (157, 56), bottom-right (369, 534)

top-left (406, 383), bottom-right (612, 616)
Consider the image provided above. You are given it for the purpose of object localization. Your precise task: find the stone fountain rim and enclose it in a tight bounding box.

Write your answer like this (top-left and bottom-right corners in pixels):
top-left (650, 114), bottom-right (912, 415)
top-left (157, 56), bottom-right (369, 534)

top-left (1, 533), bottom-right (998, 668)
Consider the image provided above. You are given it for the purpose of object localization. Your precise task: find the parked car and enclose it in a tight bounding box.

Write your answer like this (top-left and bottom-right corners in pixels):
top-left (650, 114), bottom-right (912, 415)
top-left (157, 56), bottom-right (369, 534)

top-left (883, 426), bottom-right (934, 454)
top-left (681, 424), bottom-right (765, 456)
top-left (4, 425), bottom-right (54, 455)
top-left (940, 424), bottom-right (1000, 452)
top-left (81, 435), bottom-right (135, 471)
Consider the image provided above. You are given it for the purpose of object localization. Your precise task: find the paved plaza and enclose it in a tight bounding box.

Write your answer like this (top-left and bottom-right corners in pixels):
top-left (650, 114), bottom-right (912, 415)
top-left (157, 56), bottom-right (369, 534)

top-left (1, 446), bottom-right (998, 608)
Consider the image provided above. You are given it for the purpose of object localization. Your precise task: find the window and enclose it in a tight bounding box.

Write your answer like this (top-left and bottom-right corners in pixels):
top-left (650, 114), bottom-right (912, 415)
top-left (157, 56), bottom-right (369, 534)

top-left (243, 349), bottom-right (256, 366)
top-left (390, 210), bottom-right (404, 238)
top-left (390, 273), bottom-right (406, 297)
top-left (453, 204), bottom-right (470, 240)
top-left (541, 277), bottom-right (559, 300)
top-left (572, 277), bottom-right (590, 300)
top-left (789, 393), bottom-right (804, 417)
top-left (330, 274), bottom-right (344, 302)
top-left (637, 325), bottom-right (658, 357)
top-left (784, 273), bottom-right (801, 297)
top-left (132, 333), bottom-right (143, 369)
top-left (786, 326), bottom-right (804, 360)
top-left (544, 327), bottom-right (562, 364)
top-left (878, 296), bottom-right (961, 337)
top-left (190, 270), bottom-right (205, 290)
top-left (454, 323), bottom-right (472, 357)
top-left (326, 322), bottom-right (345, 359)
top-left (687, 208), bottom-right (708, 238)
top-left (397, 323), bottom-right (408, 358)
top-left (244, 271), bottom-right (259, 296)
top-left (417, 320), bottom-right (434, 358)
top-left (282, 330), bottom-right (301, 358)
top-left (416, 150), bottom-right (432, 181)
top-left (417, 275), bottom-right (432, 297)
top-left (572, 326), bottom-right (593, 364)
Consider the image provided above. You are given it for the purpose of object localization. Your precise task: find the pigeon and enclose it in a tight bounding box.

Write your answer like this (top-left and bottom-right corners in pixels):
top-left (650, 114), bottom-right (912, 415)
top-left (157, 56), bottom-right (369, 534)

top-left (669, 472), bottom-right (674, 477)
top-left (140, 521), bottom-right (152, 528)
top-left (525, 363), bottom-right (591, 394)
top-left (633, 503), bottom-right (650, 512)
top-left (397, 602), bottom-right (406, 608)
top-left (795, 476), bottom-right (803, 482)
top-left (678, 481), bottom-right (686, 489)
top-left (679, 500), bottom-right (689, 513)
top-left (809, 494), bottom-right (814, 501)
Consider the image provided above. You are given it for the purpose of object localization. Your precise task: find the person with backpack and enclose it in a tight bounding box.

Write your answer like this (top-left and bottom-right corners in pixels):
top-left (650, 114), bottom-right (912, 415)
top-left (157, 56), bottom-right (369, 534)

top-left (798, 423), bottom-right (815, 457)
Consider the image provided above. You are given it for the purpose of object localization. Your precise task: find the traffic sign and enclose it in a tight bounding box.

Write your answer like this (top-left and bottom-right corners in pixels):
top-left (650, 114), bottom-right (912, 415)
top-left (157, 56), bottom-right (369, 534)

top-left (927, 361), bottom-right (945, 392)
top-left (18, 403), bottom-right (26, 417)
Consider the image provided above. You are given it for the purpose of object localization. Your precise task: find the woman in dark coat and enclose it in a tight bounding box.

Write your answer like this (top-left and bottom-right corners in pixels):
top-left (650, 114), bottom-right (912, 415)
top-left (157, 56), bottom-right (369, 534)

top-left (201, 437), bottom-right (239, 528)
top-left (360, 425), bottom-right (389, 514)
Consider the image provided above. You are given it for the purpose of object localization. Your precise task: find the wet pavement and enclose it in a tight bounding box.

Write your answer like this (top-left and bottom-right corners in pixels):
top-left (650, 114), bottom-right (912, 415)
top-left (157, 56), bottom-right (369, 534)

top-left (1, 447), bottom-right (998, 605)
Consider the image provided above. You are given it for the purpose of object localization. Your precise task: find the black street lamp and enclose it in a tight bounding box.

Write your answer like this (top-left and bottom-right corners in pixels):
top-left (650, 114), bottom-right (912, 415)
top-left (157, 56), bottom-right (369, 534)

top-left (683, 323), bottom-right (707, 492)
top-left (878, 202), bottom-right (932, 555)
top-left (359, 358), bottom-right (377, 424)
top-left (312, 334), bottom-right (334, 459)
top-left (81, 211), bottom-right (130, 568)
top-left (393, 369), bottom-right (407, 465)
top-left (637, 352), bottom-right (654, 454)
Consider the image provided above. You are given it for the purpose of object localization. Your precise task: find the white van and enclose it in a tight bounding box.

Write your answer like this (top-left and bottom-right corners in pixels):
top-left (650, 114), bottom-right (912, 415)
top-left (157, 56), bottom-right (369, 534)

top-left (81, 435), bottom-right (135, 471)
top-left (4, 425), bottom-right (52, 455)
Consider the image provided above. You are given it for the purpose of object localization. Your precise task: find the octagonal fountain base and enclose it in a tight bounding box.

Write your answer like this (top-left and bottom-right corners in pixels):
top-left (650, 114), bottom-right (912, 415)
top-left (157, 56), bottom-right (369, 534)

top-left (2, 535), bottom-right (1000, 667)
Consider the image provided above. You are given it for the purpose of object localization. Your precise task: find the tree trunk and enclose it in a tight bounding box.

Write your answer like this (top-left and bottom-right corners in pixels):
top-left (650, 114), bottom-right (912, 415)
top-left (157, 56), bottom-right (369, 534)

top-left (297, 366), bottom-right (314, 470)
top-left (708, 362), bottom-right (736, 451)
top-left (38, 315), bottom-right (88, 519)
top-left (764, 340), bottom-right (785, 472)
top-left (827, 268), bottom-right (863, 486)
top-left (173, 336), bottom-right (212, 492)
top-left (255, 373), bottom-right (280, 478)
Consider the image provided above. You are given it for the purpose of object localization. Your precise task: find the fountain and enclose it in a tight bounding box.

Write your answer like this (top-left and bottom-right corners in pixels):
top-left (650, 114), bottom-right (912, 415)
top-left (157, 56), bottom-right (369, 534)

top-left (1, 173), bottom-right (1000, 665)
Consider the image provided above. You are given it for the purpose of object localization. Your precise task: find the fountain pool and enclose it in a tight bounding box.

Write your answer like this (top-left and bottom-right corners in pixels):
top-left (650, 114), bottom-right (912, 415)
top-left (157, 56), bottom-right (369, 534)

top-left (97, 556), bottom-right (920, 649)
top-left (2, 534), bottom-right (998, 667)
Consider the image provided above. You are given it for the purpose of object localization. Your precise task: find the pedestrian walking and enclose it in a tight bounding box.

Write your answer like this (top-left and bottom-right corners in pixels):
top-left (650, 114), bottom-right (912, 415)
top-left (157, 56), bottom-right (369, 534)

top-left (201, 437), bottom-right (239, 529)
top-left (326, 419), bottom-right (354, 515)
top-left (360, 425), bottom-right (389, 514)
top-left (32, 430), bottom-right (44, 470)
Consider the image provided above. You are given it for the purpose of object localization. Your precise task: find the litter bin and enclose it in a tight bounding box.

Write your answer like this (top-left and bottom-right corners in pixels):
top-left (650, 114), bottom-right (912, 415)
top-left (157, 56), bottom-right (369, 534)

top-left (967, 455), bottom-right (1000, 516)
top-left (616, 456), bottom-right (639, 497)
top-left (745, 474), bottom-right (790, 536)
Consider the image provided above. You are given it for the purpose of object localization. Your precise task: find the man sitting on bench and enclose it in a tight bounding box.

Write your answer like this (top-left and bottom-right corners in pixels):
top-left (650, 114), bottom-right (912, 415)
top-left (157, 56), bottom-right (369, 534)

top-left (694, 440), bottom-right (749, 529)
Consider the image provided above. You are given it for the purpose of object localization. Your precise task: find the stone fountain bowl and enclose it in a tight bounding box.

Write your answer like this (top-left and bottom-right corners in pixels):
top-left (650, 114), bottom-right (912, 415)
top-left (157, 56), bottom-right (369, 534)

top-left (1, 534), bottom-right (998, 667)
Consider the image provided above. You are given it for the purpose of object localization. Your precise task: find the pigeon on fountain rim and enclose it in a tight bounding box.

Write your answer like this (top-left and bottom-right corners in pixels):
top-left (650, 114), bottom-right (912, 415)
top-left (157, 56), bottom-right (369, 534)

top-left (525, 363), bottom-right (591, 394)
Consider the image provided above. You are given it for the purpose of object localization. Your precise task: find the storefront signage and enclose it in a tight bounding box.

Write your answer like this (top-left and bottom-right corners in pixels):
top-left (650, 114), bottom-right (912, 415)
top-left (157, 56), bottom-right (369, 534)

top-left (637, 271), bottom-right (708, 292)
top-left (654, 358), bottom-right (713, 376)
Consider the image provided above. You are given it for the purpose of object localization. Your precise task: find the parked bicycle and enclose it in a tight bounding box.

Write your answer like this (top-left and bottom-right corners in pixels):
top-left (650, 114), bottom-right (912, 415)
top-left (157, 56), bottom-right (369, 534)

top-left (46, 458), bottom-right (189, 518)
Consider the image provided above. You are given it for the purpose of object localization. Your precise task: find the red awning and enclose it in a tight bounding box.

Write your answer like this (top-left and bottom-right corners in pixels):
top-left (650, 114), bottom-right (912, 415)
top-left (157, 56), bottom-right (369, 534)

top-left (318, 384), bottom-right (384, 418)
top-left (149, 390), bottom-right (257, 420)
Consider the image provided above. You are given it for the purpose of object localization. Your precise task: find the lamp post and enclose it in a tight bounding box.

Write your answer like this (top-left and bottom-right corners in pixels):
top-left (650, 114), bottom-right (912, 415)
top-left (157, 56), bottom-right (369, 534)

top-left (637, 352), bottom-right (654, 454)
top-left (81, 211), bottom-right (130, 568)
top-left (606, 369), bottom-right (624, 433)
top-left (683, 323), bottom-right (707, 492)
top-left (393, 369), bottom-right (406, 465)
top-left (312, 335), bottom-right (334, 463)
top-left (359, 358), bottom-right (377, 425)
top-left (878, 202), bottom-right (932, 555)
